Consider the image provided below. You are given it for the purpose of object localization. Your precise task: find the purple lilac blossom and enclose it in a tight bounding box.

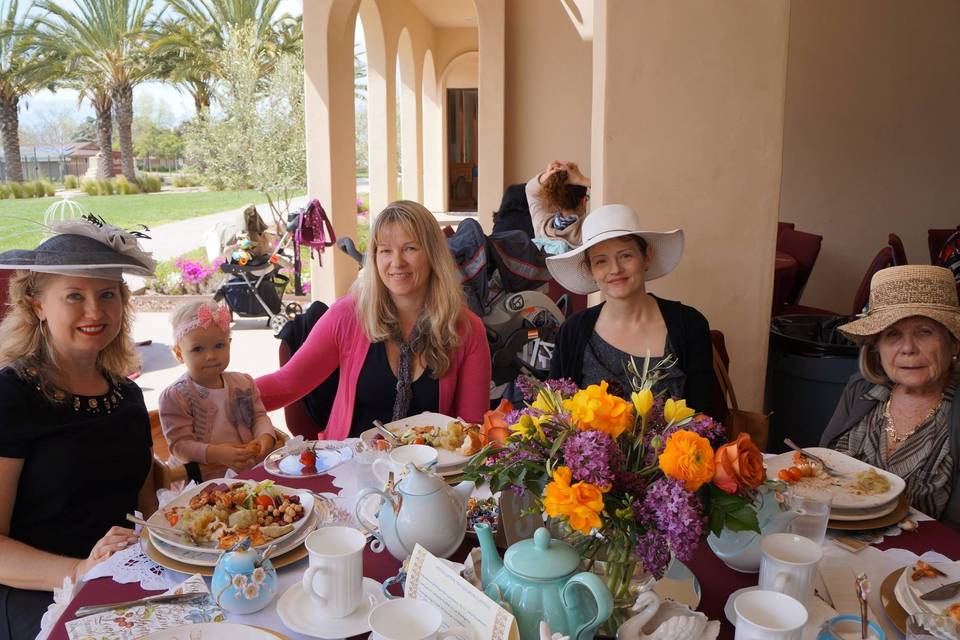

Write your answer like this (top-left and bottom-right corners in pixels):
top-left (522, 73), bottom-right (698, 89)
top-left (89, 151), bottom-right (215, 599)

top-left (563, 430), bottom-right (622, 487)
top-left (639, 478), bottom-right (706, 567)
top-left (635, 529), bottom-right (671, 579)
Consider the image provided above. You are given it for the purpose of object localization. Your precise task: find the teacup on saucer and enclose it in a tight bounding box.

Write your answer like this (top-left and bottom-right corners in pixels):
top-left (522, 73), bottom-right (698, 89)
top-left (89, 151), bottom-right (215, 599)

top-left (277, 577), bottom-right (385, 639)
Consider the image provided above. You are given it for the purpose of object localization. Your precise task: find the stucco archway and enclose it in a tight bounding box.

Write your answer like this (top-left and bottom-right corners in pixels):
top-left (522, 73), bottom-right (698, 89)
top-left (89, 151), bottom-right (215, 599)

top-left (396, 27), bottom-right (420, 202)
top-left (358, 0), bottom-right (394, 215)
top-left (421, 49), bottom-right (442, 212)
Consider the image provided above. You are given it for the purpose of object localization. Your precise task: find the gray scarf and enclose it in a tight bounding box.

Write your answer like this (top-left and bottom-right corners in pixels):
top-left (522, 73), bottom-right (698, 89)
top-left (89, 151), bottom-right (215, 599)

top-left (392, 317), bottom-right (427, 421)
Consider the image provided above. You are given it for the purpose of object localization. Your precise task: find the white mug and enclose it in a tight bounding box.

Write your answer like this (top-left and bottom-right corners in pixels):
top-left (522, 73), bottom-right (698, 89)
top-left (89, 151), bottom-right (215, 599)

top-left (301, 526), bottom-right (367, 618)
top-left (368, 599), bottom-right (474, 640)
top-left (758, 532), bottom-right (822, 605)
top-left (372, 444), bottom-right (438, 485)
top-left (734, 589), bottom-right (808, 640)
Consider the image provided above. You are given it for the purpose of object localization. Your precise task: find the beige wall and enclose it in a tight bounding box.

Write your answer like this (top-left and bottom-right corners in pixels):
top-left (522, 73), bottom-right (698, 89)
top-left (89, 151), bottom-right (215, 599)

top-left (592, 0), bottom-right (791, 410)
top-left (503, 0), bottom-right (592, 186)
top-left (779, 0), bottom-right (960, 313)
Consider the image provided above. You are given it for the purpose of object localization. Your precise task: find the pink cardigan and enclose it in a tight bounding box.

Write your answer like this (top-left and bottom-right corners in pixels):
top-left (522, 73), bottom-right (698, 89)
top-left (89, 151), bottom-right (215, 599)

top-left (255, 295), bottom-right (492, 439)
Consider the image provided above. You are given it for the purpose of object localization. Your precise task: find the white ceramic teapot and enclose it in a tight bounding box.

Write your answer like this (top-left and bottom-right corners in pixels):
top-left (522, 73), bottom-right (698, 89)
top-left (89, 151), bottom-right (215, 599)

top-left (355, 463), bottom-right (474, 561)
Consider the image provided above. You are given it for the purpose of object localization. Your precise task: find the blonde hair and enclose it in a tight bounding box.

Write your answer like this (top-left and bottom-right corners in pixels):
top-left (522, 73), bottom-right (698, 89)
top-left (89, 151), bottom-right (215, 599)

top-left (354, 201), bottom-right (467, 377)
top-left (858, 320), bottom-right (960, 385)
top-left (0, 271), bottom-right (138, 397)
top-left (170, 299), bottom-right (229, 346)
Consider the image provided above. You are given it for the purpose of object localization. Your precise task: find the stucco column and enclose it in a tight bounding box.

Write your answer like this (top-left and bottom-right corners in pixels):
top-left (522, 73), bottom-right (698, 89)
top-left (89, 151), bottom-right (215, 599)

top-left (591, 0), bottom-right (791, 410)
top-left (360, 0), bottom-right (396, 216)
top-left (474, 0), bottom-right (505, 230)
top-left (303, 0), bottom-right (360, 300)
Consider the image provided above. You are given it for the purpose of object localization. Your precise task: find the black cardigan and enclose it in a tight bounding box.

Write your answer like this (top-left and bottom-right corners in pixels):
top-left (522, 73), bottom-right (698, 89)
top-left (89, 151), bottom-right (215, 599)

top-left (549, 296), bottom-right (726, 422)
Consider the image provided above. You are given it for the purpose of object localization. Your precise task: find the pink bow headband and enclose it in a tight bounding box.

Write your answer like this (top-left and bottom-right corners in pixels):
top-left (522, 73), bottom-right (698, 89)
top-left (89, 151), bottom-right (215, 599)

top-left (174, 303), bottom-right (231, 343)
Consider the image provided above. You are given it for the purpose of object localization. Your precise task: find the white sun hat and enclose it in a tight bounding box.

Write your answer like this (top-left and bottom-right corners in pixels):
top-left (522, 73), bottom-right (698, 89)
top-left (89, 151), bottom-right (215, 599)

top-left (545, 204), bottom-right (684, 295)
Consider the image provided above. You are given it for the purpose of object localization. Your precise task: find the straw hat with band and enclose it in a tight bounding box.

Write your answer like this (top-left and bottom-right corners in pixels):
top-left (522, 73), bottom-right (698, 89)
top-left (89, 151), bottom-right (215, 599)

top-left (0, 215), bottom-right (156, 280)
top-left (545, 204), bottom-right (684, 295)
top-left (838, 265), bottom-right (960, 343)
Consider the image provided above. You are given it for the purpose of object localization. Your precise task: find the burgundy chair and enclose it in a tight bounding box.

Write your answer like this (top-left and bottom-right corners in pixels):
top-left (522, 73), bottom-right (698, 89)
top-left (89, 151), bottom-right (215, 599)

top-left (929, 226), bottom-right (960, 264)
top-left (278, 341), bottom-right (322, 439)
top-left (851, 246), bottom-right (895, 315)
top-left (776, 227), bottom-right (823, 305)
top-left (887, 233), bottom-right (908, 266)
top-left (710, 329), bottom-right (729, 373)
top-left (777, 222), bottom-right (796, 240)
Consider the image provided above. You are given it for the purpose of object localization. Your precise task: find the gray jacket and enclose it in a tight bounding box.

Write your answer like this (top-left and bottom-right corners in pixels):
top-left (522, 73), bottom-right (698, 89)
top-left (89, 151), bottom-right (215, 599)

top-left (819, 374), bottom-right (960, 530)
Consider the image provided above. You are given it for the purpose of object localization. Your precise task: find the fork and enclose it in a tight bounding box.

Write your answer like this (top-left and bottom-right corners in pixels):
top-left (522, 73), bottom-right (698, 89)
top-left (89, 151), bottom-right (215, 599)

top-left (126, 514), bottom-right (201, 545)
top-left (783, 438), bottom-right (844, 477)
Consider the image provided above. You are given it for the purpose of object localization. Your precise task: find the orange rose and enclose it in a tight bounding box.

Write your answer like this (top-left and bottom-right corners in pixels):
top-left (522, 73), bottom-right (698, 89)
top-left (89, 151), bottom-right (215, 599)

top-left (543, 481), bottom-right (576, 517)
top-left (571, 482), bottom-right (605, 512)
top-left (713, 432), bottom-right (765, 494)
top-left (658, 430), bottom-right (716, 492)
top-left (563, 381), bottom-right (634, 438)
top-left (567, 504), bottom-right (602, 534)
top-left (481, 399), bottom-right (513, 445)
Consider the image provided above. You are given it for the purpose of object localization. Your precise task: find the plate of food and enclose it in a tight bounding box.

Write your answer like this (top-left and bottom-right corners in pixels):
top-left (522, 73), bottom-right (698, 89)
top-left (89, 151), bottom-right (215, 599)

top-left (465, 496), bottom-right (500, 536)
top-left (148, 479), bottom-right (314, 553)
top-left (894, 560), bottom-right (960, 623)
top-left (360, 412), bottom-right (484, 467)
top-left (264, 441), bottom-right (355, 478)
top-left (765, 448), bottom-right (905, 511)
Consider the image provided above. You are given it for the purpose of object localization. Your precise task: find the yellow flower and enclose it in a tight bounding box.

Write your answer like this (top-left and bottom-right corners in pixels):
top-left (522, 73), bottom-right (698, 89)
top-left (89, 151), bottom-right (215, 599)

top-left (567, 504), bottom-right (602, 534)
top-left (664, 398), bottom-right (696, 425)
top-left (631, 389), bottom-right (654, 418)
top-left (571, 482), bottom-right (605, 512)
top-left (658, 429), bottom-right (716, 491)
top-left (509, 414), bottom-right (546, 442)
top-left (544, 481), bottom-right (576, 517)
top-left (531, 390), bottom-right (554, 413)
top-left (552, 466), bottom-right (572, 486)
top-left (563, 380), bottom-right (634, 438)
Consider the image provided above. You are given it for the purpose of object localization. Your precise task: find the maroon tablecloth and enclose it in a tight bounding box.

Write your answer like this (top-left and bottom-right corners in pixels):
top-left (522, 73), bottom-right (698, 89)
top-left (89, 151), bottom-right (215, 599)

top-left (47, 465), bottom-right (960, 640)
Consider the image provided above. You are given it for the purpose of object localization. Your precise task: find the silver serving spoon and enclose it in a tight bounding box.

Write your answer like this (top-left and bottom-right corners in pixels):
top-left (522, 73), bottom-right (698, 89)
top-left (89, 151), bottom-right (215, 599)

top-left (373, 419), bottom-right (398, 445)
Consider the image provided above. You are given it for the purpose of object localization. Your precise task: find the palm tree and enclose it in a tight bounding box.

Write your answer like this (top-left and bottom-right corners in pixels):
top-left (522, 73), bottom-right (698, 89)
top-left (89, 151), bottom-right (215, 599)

top-left (153, 0), bottom-right (301, 114)
top-left (0, 0), bottom-right (57, 183)
top-left (33, 0), bottom-right (161, 182)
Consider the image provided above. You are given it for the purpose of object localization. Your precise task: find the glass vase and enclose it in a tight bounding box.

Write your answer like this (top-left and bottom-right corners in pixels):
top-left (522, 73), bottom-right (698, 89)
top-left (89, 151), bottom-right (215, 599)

top-left (580, 536), bottom-right (654, 637)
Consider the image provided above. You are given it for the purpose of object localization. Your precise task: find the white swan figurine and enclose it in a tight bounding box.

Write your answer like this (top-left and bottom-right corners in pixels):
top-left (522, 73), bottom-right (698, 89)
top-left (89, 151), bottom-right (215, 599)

top-left (617, 591), bottom-right (720, 640)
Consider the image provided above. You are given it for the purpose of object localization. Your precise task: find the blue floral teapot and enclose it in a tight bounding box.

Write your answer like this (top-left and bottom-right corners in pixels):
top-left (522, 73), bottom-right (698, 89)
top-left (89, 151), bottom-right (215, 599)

top-left (475, 524), bottom-right (613, 640)
top-left (211, 539), bottom-right (277, 614)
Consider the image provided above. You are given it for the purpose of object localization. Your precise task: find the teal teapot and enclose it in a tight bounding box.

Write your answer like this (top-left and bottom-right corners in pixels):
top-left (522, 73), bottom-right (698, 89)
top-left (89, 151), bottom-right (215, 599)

top-left (475, 524), bottom-right (613, 640)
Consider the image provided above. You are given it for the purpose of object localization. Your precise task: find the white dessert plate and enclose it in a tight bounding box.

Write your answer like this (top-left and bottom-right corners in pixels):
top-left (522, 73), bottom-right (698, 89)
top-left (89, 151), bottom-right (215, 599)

top-left (276, 577), bottom-right (385, 639)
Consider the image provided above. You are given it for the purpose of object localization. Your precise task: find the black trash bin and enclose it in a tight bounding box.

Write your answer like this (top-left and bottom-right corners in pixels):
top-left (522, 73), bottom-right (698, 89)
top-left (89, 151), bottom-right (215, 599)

top-left (764, 315), bottom-right (860, 453)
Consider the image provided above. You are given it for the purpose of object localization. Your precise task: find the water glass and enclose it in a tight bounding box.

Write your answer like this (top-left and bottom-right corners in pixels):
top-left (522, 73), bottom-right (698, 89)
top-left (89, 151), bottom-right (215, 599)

top-left (787, 489), bottom-right (832, 546)
top-left (354, 447), bottom-right (390, 490)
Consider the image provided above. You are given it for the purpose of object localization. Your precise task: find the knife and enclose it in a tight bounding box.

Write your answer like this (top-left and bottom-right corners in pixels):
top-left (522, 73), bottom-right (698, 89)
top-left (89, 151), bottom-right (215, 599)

top-left (74, 593), bottom-right (209, 618)
top-left (920, 579), bottom-right (960, 601)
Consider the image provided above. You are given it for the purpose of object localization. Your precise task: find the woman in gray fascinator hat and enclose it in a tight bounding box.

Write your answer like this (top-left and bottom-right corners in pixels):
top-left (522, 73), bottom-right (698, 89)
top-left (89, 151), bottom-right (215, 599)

top-left (0, 215), bottom-right (159, 640)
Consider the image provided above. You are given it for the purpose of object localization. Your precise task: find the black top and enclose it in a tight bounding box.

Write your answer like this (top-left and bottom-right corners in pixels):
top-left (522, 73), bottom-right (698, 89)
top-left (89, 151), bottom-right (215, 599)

top-left (0, 367), bottom-right (152, 640)
top-left (549, 296), bottom-right (727, 422)
top-left (350, 342), bottom-right (440, 437)
top-left (582, 333), bottom-right (685, 401)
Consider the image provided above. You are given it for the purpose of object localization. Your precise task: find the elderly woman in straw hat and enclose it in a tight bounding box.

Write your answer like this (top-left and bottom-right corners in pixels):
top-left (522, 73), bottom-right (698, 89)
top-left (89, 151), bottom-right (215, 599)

top-left (546, 204), bottom-right (725, 420)
top-left (0, 216), bottom-right (156, 639)
top-left (821, 265), bottom-right (960, 528)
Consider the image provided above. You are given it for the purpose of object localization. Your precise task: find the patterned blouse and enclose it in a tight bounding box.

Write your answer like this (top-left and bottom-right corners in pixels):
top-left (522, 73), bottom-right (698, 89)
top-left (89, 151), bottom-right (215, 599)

top-left (831, 379), bottom-right (956, 519)
top-left (580, 332), bottom-right (685, 401)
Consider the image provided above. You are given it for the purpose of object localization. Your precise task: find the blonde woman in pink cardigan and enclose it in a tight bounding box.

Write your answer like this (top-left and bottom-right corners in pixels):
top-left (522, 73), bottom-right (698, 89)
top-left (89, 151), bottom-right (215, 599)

top-left (160, 300), bottom-right (277, 479)
top-left (256, 201), bottom-right (492, 439)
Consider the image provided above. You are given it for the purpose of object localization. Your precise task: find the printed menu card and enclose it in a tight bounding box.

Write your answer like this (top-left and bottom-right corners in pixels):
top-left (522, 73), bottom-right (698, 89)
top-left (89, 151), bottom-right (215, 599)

top-left (405, 544), bottom-right (519, 640)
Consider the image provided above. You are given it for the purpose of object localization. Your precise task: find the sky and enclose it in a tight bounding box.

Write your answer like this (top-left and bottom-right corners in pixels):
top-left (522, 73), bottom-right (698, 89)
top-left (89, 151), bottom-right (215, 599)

top-left (20, 0), bottom-right (304, 128)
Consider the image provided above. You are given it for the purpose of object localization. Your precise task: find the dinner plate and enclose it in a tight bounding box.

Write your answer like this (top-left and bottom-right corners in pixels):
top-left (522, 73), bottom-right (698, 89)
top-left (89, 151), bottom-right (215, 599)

top-left (264, 441), bottom-right (356, 478)
top-left (894, 560), bottom-right (960, 617)
top-left (765, 447), bottom-right (905, 511)
top-left (140, 531), bottom-right (308, 577)
top-left (826, 493), bottom-right (909, 531)
top-left (880, 568), bottom-right (908, 634)
top-left (147, 479), bottom-right (315, 553)
top-left (359, 412), bottom-right (473, 468)
top-left (137, 622), bottom-right (288, 640)
top-left (826, 495), bottom-right (901, 521)
top-left (150, 509), bottom-right (319, 567)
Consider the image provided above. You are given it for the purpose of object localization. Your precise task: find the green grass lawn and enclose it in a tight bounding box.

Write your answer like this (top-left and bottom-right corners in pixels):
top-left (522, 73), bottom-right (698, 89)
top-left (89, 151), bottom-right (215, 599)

top-left (0, 190), bottom-right (284, 253)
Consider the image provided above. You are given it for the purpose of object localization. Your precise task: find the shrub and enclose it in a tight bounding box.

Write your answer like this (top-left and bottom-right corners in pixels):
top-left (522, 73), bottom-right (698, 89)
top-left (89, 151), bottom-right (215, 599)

top-left (81, 180), bottom-right (99, 196)
top-left (205, 177), bottom-right (226, 191)
top-left (138, 175), bottom-right (162, 193)
top-left (23, 181), bottom-right (39, 197)
top-left (64, 175), bottom-right (79, 189)
top-left (115, 176), bottom-right (140, 195)
top-left (99, 179), bottom-right (114, 195)
top-left (39, 179), bottom-right (55, 197)
top-left (0, 184), bottom-right (9, 199)
top-left (9, 182), bottom-right (25, 198)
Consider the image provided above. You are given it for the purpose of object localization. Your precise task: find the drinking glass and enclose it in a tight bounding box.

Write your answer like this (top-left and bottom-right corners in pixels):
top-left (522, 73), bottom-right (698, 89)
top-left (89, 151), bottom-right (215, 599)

top-left (787, 489), bottom-right (832, 546)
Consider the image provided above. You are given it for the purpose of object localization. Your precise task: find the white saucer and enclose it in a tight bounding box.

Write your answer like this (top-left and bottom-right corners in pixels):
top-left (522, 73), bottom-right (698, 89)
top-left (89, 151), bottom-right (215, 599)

top-left (277, 576), bottom-right (384, 639)
top-left (724, 585), bottom-right (838, 639)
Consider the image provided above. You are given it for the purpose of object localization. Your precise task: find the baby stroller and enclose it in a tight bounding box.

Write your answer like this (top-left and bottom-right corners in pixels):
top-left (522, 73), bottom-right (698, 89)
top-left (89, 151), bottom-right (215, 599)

top-left (214, 208), bottom-right (305, 334)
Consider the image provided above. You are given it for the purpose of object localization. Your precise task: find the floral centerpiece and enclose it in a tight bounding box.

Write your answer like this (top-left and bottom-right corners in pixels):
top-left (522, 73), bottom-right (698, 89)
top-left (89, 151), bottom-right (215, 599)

top-left (463, 358), bottom-right (767, 614)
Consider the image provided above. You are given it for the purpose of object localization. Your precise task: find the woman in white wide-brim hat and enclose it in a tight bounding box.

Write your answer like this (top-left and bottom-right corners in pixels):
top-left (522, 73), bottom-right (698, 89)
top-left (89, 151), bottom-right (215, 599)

top-left (546, 204), bottom-right (725, 421)
top-left (0, 216), bottom-right (157, 639)
top-left (820, 265), bottom-right (960, 528)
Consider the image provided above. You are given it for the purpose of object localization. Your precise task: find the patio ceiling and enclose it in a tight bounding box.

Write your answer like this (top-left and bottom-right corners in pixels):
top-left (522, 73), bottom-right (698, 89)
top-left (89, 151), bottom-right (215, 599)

top-left (407, 0), bottom-right (476, 28)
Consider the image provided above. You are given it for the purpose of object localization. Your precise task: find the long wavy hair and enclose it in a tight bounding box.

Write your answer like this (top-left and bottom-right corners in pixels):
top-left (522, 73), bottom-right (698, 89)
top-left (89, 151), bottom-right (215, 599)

top-left (0, 271), bottom-right (138, 400)
top-left (354, 201), bottom-right (467, 377)
top-left (540, 170), bottom-right (589, 212)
